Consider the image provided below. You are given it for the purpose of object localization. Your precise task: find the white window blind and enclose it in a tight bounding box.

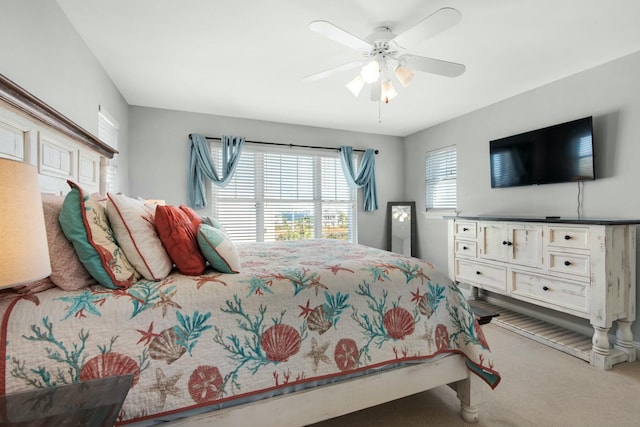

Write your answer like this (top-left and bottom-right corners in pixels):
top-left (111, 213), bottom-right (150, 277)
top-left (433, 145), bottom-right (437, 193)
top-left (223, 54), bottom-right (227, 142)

top-left (211, 144), bottom-right (357, 243)
top-left (425, 145), bottom-right (457, 211)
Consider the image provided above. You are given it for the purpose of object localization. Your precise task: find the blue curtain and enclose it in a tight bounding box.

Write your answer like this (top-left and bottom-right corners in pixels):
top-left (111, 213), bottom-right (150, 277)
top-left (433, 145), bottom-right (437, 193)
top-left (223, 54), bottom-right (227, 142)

top-left (188, 134), bottom-right (245, 208)
top-left (339, 146), bottom-right (378, 211)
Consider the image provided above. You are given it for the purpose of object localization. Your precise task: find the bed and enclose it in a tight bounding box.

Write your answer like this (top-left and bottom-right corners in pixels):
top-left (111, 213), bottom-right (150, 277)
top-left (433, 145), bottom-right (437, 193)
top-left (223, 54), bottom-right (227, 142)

top-left (0, 74), bottom-right (500, 426)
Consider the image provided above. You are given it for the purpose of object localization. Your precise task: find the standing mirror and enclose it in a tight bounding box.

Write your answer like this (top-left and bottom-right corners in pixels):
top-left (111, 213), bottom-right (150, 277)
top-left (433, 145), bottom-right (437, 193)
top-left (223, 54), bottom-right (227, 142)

top-left (386, 201), bottom-right (417, 257)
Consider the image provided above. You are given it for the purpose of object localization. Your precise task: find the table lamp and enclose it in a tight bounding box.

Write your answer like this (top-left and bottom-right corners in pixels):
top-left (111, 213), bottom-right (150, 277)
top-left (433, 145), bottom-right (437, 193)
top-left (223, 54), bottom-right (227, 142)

top-left (0, 158), bottom-right (51, 289)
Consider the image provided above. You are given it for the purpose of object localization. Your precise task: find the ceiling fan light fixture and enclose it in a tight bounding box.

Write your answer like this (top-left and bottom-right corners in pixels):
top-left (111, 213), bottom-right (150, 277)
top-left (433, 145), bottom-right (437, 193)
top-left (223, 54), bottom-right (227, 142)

top-left (346, 75), bottom-right (365, 97)
top-left (394, 65), bottom-right (415, 88)
top-left (380, 80), bottom-right (397, 104)
top-left (360, 60), bottom-right (380, 84)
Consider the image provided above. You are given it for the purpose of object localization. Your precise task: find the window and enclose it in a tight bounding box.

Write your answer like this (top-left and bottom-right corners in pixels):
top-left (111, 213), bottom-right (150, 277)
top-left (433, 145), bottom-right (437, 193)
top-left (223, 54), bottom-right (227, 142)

top-left (98, 105), bottom-right (119, 193)
top-left (211, 144), bottom-right (357, 243)
top-left (425, 145), bottom-right (457, 211)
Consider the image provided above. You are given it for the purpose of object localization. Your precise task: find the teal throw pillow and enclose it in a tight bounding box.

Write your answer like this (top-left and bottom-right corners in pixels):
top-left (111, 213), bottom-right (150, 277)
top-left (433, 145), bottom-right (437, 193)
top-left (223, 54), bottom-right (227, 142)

top-left (196, 224), bottom-right (240, 274)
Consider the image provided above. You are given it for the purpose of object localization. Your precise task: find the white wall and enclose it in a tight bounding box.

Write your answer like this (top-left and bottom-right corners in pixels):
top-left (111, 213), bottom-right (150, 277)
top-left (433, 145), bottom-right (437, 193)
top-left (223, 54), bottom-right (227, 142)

top-left (0, 0), bottom-right (130, 192)
top-left (128, 106), bottom-right (404, 250)
top-left (404, 50), bottom-right (640, 336)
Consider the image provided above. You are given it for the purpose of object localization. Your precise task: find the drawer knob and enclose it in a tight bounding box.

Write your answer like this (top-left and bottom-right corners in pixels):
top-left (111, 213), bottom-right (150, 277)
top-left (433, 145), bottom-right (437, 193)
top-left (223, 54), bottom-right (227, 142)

top-left (542, 286), bottom-right (550, 291)
top-left (564, 260), bottom-right (571, 266)
top-left (564, 235), bottom-right (571, 240)
top-left (463, 227), bottom-right (469, 231)
top-left (507, 241), bottom-right (513, 246)
top-left (476, 271), bottom-right (481, 275)
top-left (463, 246), bottom-right (468, 250)
top-left (502, 240), bottom-right (508, 245)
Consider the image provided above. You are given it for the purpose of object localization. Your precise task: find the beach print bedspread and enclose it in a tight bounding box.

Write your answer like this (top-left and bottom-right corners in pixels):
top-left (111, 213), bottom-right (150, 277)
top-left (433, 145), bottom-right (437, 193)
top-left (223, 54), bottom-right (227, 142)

top-left (0, 240), bottom-right (500, 424)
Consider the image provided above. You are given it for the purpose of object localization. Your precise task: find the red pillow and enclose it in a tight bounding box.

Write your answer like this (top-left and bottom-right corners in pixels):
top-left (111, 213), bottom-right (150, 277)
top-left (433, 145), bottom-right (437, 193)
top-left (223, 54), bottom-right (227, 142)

top-left (179, 205), bottom-right (203, 235)
top-left (155, 205), bottom-right (206, 275)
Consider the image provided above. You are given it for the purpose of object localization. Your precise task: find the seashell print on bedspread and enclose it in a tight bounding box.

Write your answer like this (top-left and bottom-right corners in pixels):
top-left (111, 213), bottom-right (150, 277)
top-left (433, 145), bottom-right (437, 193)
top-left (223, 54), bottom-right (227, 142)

top-left (0, 239), bottom-right (500, 424)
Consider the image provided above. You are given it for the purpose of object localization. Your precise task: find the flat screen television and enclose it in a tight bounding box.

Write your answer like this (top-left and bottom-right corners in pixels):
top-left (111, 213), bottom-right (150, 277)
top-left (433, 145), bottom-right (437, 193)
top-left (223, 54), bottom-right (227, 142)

top-left (489, 116), bottom-right (595, 188)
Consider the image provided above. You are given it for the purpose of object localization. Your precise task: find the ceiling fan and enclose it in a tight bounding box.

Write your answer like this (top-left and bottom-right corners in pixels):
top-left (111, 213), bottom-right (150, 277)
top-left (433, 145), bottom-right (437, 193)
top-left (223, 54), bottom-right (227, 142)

top-left (303, 7), bottom-right (466, 104)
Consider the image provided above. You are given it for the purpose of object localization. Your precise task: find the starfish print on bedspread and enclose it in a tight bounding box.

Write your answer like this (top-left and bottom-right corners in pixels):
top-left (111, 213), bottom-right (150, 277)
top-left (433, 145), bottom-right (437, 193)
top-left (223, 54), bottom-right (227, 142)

top-left (193, 274), bottom-right (228, 289)
top-left (57, 290), bottom-right (103, 320)
top-left (136, 321), bottom-right (160, 346)
top-left (298, 299), bottom-right (313, 318)
top-left (153, 289), bottom-right (181, 317)
top-left (410, 287), bottom-right (422, 303)
top-left (305, 337), bottom-right (331, 373)
top-left (283, 269), bottom-right (327, 296)
top-left (147, 368), bottom-right (182, 408)
top-left (307, 275), bottom-right (328, 296)
top-left (327, 265), bottom-right (355, 275)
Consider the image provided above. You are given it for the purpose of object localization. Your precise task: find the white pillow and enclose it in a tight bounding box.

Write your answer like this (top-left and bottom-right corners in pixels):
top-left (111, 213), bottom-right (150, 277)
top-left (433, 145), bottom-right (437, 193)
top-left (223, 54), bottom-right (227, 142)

top-left (106, 193), bottom-right (172, 280)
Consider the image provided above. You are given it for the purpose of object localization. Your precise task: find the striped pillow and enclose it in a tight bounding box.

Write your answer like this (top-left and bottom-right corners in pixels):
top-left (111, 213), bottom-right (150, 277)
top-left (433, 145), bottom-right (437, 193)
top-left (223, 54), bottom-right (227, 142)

top-left (106, 193), bottom-right (172, 281)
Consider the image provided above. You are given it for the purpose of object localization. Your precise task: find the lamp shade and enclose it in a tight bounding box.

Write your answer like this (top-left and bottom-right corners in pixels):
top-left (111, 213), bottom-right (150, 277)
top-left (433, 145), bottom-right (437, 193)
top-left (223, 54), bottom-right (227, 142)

top-left (360, 60), bottom-right (380, 84)
top-left (381, 80), bottom-right (398, 104)
top-left (0, 158), bottom-right (51, 288)
top-left (345, 75), bottom-right (365, 97)
top-left (394, 65), bottom-right (415, 88)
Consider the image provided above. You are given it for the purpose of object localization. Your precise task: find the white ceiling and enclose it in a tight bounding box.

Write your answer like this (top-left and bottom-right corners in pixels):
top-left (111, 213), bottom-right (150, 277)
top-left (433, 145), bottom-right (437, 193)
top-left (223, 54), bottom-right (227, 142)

top-left (57, 0), bottom-right (640, 137)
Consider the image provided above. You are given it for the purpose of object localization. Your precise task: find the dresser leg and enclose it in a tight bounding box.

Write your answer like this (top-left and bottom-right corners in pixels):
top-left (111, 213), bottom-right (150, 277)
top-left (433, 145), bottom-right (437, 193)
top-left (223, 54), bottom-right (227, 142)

top-left (615, 320), bottom-right (636, 362)
top-left (592, 326), bottom-right (610, 355)
top-left (591, 326), bottom-right (612, 369)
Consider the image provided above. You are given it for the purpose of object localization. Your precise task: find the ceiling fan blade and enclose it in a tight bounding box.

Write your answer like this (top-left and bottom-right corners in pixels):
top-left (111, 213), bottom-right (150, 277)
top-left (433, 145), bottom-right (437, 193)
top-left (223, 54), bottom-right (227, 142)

top-left (309, 20), bottom-right (371, 52)
top-left (401, 54), bottom-right (466, 78)
top-left (370, 82), bottom-right (381, 102)
top-left (302, 61), bottom-right (363, 82)
top-left (392, 7), bottom-right (462, 49)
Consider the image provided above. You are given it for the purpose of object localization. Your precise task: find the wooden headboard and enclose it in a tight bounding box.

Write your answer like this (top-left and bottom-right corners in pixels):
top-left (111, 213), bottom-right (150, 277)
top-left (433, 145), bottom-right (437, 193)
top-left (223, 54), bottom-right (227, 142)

top-left (0, 73), bottom-right (117, 195)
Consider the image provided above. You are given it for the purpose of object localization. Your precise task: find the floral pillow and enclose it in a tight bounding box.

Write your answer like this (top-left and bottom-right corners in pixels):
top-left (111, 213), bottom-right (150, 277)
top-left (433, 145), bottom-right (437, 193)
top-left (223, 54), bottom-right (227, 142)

top-left (155, 205), bottom-right (206, 275)
top-left (59, 181), bottom-right (139, 289)
top-left (106, 193), bottom-right (172, 281)
top-left (197, 223), bottom-right (240, 273)
top-left (15, 193), bottom-right (97, 293)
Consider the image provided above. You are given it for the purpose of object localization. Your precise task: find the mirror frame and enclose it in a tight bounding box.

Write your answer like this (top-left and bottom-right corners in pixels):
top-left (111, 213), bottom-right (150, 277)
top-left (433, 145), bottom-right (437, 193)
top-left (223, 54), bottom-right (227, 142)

top-left (386, 201), bottom-right (417, 257)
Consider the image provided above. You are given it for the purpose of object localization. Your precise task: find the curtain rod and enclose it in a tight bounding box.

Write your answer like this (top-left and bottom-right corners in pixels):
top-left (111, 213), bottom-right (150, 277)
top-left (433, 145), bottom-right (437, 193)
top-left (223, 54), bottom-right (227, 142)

top-left (188, 134), bottom-right (379, 155)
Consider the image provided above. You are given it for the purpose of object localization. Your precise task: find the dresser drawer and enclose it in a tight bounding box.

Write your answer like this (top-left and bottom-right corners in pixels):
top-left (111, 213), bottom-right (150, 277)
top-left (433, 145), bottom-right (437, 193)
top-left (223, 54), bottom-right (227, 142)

top-left (511, 270), bottom-right (589, 315)
top-left (547, 251), bottom-right (590, 277)
top-left (547, 226), bottom-right (590, 250)
top-left (454, 221), bottom-right (476, 238)
top-left (455, 240), bottom-right (477, 257)
top-left (454, 259), bottom-right (506, 292)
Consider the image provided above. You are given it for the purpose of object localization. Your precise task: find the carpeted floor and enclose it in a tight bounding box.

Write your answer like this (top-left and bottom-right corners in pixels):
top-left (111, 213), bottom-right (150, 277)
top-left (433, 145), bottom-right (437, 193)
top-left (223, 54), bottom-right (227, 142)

top-left (308, 324), bottom-right (640, 427)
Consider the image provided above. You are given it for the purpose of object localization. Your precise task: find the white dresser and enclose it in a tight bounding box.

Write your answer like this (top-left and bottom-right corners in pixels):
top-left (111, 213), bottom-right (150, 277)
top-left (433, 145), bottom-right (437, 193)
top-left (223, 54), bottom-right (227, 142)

top-left (447, 216), bottom-right (639, 369)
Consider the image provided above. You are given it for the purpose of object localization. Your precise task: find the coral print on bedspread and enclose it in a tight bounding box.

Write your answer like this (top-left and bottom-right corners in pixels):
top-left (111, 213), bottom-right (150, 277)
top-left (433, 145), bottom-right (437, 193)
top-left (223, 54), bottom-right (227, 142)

top-left (0, 240), bottom-right (500, 425)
